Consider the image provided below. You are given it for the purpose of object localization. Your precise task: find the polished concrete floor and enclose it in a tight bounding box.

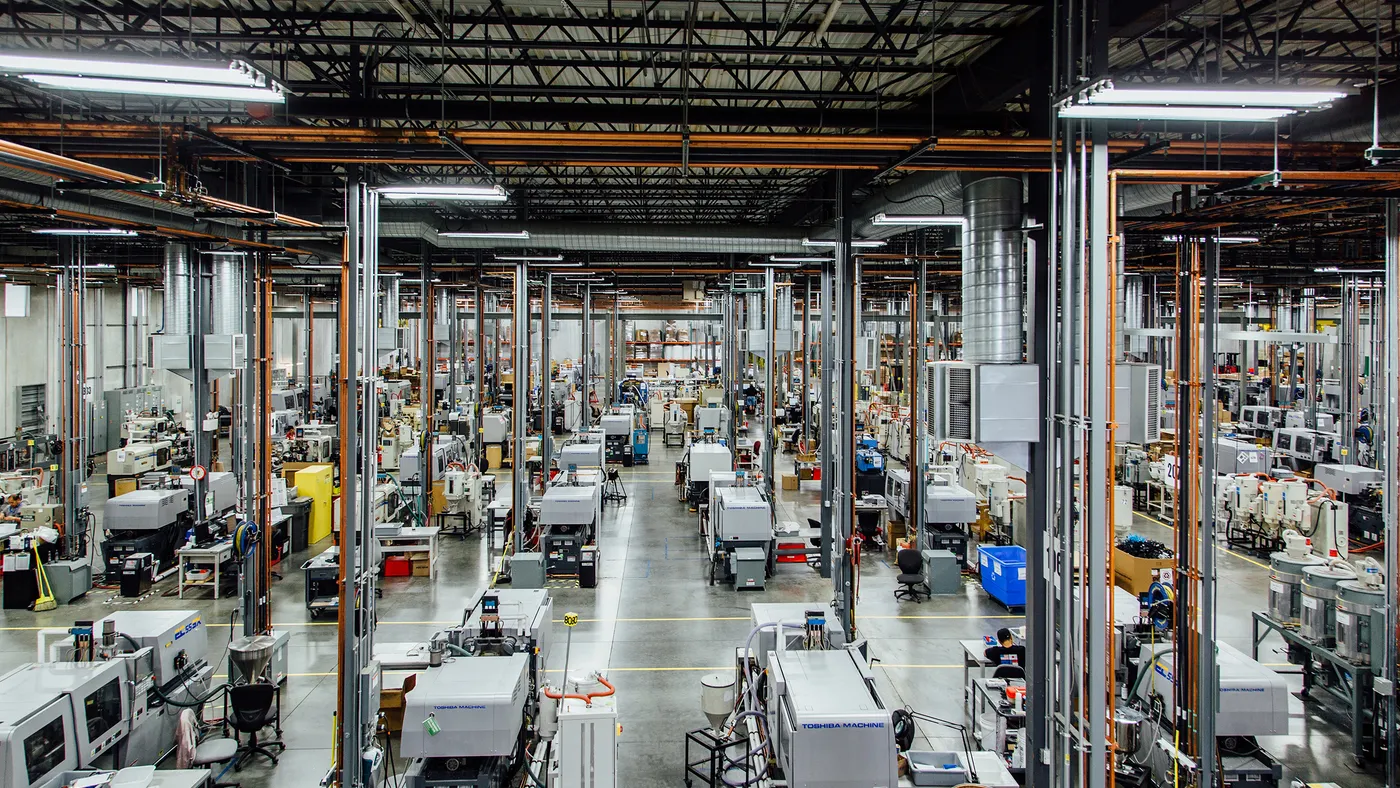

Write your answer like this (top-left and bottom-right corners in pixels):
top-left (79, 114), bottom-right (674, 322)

top-left (0, 440), bottom-right (1385, 787)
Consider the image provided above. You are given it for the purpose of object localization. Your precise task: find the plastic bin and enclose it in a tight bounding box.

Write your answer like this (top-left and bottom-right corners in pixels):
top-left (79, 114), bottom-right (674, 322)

top-left (979, 545), bottom-right (1027, 608)
top-left (383, 556), bottom-right (412, 577)
top-left (906, 751), bottom-right (968, 786)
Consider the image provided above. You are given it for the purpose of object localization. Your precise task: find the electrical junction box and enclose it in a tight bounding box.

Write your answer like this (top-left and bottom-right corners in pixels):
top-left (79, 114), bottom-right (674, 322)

top-left (928, 361), bottom-right (1039, 445)
top-left (1115, 363), bottom-right (1162, 445)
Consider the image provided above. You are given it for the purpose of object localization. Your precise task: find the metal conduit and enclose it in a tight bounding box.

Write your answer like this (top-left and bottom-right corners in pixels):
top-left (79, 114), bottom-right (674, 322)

top-left (961, 175), bottom-right (1024, 363)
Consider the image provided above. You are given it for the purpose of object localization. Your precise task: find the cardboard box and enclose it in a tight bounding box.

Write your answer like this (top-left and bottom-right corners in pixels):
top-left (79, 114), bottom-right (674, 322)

top-left (113, 477), bottom-right (139, 497)
top-left (431, 480), bottom-right (446, 515)
top-left (410, 554), bottom-right (431, 577)
top-left (486, 444), bottom-right (503, 469)
top-left (380, 686), bottom-right (408, 734)
top-left (781, 474), bottom-right (799, 491)
top-left (1113, 547), bottom-right (1175, 595)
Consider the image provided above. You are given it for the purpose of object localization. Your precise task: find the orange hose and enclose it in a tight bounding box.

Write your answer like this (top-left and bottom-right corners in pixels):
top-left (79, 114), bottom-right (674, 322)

top-left (543, 675), bottom-right (615, 705)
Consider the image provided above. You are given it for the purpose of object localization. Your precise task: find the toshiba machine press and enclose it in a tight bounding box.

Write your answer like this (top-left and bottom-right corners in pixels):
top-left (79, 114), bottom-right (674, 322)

top-left (399, 589), bottom-right (619, 788)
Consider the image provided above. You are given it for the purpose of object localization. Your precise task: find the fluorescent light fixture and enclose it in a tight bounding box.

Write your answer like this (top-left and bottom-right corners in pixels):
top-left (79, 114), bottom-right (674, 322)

top-left (293, 264), bottom-right (342, 271)
top-left (1082, 81), bottom-right (1348, 109)
top-left (285, 283), bottom-right (326, 289)
top-left (768, 256), bottom-right (829, 263)
top-left (886, 275), bottom-right (915, 281)
top-left (1059, 104), bottom-right (1293, 122)
top-left (84, 263), bottom-right (115, 270)
top-left (564, 277), bottom-right (607, 283)
top-left (438, 230), bottom-right (531, 239)
top-left (871, 213), bottom-right (964, 226)
top-left (377, 184), bottom-right (509, 202)
top-left (1161, 235), bottom-right (1260, 244)
top-left (1315, 266), bottom-right (1341, 273)
top-left (24, 74), bottom-right (285, 103)
top-left (803, 238), bottom-right (886, 248)
top-left (0, 52), bottom-right (264, 85)
top-left (33, 227), bottom-right (137, 236)
top-left (199, 249), bottom-right (247, 257)
top-left (536, 262), bottom-right (584, 268)
top-left (494, 254), bottom-right (564, 262)
top-left (753, 261), bottom-right (802, 269)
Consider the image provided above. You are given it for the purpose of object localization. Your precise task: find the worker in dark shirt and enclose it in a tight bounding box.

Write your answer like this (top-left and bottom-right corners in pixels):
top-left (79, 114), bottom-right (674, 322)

top-left (983, 627), bottom-right (1026, 668)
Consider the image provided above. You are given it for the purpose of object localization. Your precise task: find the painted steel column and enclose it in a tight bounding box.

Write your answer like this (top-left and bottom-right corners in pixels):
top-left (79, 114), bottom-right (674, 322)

top-left (834, 171), bottom-right (856, 635)
top-left (420, 256), bottom-right (434, 522)
top-left (514, 261), bottom-right (529, 550)
top-left (1086, 126), bottom-right (1109, 788)
top-left (1053, 124), bottom-right (1080, 788)
top-left (819, 253), bottom-right (835, 579)
top-left (583, 284), bottom-right (593, 427)
top-left (190, 244), bottom-right (211, 524)
top-left (910, 242), bottom-right (927, 565)
top-left (765, 268), bottom-right (777, 494)
top-left (336, 182), bottom-right (365, 788)
top-left (613, 292), bottom-right (622, 406)
top-left (803, 276), bottom-right (812, 444)
top-left (1199, 237), bottom-right (1220, 788)
top-left (57, 238), bottom-right (85, 550)
top-left (304, 293), bottom-right (315, 421)
top-left (1383, 199), bottom-right (1398, 784)
top-left (541, 273), bottom-right (553, 472)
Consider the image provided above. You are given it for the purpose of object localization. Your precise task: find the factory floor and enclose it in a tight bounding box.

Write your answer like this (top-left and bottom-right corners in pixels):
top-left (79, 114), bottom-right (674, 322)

top-left (0, 440), bottom-right (1385, 788)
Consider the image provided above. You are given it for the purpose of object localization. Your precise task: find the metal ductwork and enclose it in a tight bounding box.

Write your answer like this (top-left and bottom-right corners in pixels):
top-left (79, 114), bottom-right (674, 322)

top-left (164, 243), bottom-right (192, 336)
top-left (378, 216), bottom-right (809, 255)
top-left (212, 255), bottom-right (244, 336)
top-left (961, 175), bottom-right (1023, 363)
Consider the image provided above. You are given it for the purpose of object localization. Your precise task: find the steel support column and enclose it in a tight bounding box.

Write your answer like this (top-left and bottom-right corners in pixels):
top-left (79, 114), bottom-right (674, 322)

top-left (334, 182), bottom-right (381, 788)
top-left (803, 277), bottom-right (813, 445)
top-left (1383, 199), bottom-right (1399, 784)
top-left (833, 171), bottom-right (856, 635)
top-left (514, 261), bottom-right (529, 550)
top-left (541, 273), bottom-right (553, 473)
top-left (1086, 125), bottom-right (1109, 788)
top-left (57, 239), bottom-right (85, 553)
top-left (1198, 237), bottom-right (1220, 787)
top-left (765, 268), bottom-right (777, 494)
top-left (420, 255), bottom-right (435, 521)
top-left (819, 244), bottom-right (835, 579)
top-left (583, 284), bottom-right (593, 427)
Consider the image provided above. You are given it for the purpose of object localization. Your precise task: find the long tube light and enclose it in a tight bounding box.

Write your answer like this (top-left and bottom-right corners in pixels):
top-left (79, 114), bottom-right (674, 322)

top-left (1059, 104), bottom-right (1293, 122)
top-left (871, 213), bottom-right (964, 226)
top-left (0, 52), bottom-right (263, 85)
top-left (803, 238), bottom-right (886, 248)
top-left (494, 254), bottom-right (564, 262)
top-left (768, 256), bottom-right (828, 264)
top-left (1082, 81), bottom-right (1348, 109)
top-left (1161, 235), bottom-right (1259, 244)
top-left (23, 75), bottom-right (284, 103)
top-left (377, 184), bottom-right (509, 201)
top-left (33, 227), bottom-right (137, 236)
top-left (439, 230), bottom-right (531, 239)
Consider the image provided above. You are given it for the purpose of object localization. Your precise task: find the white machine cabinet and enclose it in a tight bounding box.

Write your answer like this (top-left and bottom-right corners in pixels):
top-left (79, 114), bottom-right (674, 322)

top-left (714, 487), bottom-right (772, 544)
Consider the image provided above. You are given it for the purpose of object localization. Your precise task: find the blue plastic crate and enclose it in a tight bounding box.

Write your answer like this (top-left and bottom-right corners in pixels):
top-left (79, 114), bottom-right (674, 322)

top-left (979, 545), bottom-right (1027, 608)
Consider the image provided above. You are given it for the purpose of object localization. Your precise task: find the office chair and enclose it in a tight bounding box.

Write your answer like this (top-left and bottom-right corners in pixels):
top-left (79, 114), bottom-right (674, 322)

top-left (993, 664), bottom-right (1026, 680)
top-left (893, 548), bottom-right (930, 602)
top-left (228, 683), bottom-right (285, 768)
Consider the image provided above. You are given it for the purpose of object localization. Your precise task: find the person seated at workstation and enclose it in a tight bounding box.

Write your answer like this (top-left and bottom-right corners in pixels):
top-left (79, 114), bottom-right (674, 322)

top-left (1, 493), bottom-right (22, 525)
top-left (984, 628), bottom-right (1026, 678)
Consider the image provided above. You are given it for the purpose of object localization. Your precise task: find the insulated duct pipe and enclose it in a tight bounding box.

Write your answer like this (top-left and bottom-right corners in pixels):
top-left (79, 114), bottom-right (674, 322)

top-left (164, 243), bottom-right (192, 336)
top-left (212, 255), bottom-right (244, 336)
top-left (961, 175), bottom-right (1024, 363)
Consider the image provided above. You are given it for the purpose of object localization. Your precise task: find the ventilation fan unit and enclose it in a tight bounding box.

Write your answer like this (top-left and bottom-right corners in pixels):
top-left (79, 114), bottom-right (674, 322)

top-left (928, 361), bottom-right (1039, 445)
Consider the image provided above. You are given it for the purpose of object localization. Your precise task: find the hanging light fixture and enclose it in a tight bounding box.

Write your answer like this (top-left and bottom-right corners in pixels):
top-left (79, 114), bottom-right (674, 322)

top-left (802, 238), bottom-right (886, 248)
top-left (377, 184), bottom-right (510, 201)
top-left (871, 213), bottom-right (964, 226)
top-left (0, 53), bottom-right (286, 102)
top-left (1057, 79), bottom-right (1347, 122)
top-left (438, 230), bottom-right (531, 239)
top-left (32, 227), bottom-right (137, 236)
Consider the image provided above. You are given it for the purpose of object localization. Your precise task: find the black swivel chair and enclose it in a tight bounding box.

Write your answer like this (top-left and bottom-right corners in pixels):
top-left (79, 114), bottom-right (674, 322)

top-left (893, 548), bottom-right (930, 602)
top-left (228, 683), bottom-right (285, 769)
top-left (993, 664), bottom-right (1026, 681)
